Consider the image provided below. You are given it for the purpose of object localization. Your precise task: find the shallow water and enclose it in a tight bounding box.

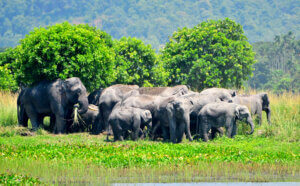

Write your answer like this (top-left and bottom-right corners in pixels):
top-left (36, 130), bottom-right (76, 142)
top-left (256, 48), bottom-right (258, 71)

top-left (113, 182), bottom-right (299, 186)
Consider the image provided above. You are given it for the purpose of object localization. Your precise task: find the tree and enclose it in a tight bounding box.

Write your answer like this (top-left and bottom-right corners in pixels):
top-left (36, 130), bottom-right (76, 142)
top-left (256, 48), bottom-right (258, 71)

top-left (0, 48), bottom-right (18, 91)
top-left (12, 22), bottom-right (116, 91)
top-left (161, 18), bottom-right (256, 90)
top-left (114, 37), bottom-right (168, 87)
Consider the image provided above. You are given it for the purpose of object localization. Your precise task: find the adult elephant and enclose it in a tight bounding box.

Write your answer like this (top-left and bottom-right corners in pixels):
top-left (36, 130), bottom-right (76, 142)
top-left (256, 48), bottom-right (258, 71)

top-left (92, 84), bottom-right (139, 134)
top-left (198, 102), bottom-right (254, 142)
top-left (138, 85), bottom-right (189, 97)
top-left (17, 77), bottom-right (89, 134)
top-left (200, 88), bottom-right (236, 102)
top-left (108, 105), bottom-right (152, 141)
top-left (233, 93), bottom-right (271, 125)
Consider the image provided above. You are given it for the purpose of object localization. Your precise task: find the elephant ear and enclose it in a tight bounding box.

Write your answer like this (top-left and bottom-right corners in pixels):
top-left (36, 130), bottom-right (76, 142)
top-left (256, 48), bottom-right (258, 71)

top-left (260, 93), bottom-right (269, 106)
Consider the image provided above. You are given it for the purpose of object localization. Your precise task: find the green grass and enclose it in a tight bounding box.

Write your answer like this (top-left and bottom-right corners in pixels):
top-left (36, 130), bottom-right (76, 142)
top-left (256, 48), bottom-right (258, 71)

top-left (0, 91), bottom-right (299, 184)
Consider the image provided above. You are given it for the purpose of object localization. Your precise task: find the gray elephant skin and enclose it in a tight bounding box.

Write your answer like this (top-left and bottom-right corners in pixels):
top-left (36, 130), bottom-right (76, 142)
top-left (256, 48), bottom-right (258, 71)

top-left (92, 84), bottom-right (139, 134)
top-left (17, 77), bottom-right (89, 134)
top-left (200, 88), bottom-right (236, 102)
top-left (233, 93), bottom-right (271, 125)
top-left (198, 102), bottom-right (254, 142)
top-left (138, 85), bottom-right (189, 97)
top-left (108, 105), bottom-right (152, 141)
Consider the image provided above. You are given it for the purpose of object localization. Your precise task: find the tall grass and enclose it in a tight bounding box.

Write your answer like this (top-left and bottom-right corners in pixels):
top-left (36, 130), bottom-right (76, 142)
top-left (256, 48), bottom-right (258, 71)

top-left (0, 91), bottom-right (18, 126)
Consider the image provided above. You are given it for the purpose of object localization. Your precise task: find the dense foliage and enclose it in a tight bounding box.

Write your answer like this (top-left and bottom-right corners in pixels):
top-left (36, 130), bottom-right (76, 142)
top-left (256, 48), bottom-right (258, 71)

top-left (114, 37), bottom-right (168, 87)
top-left (249, 32), bottom-right (300, 93)
top-left (0, 0), bottom-right (299, 49)
top-left (10, 22), bottom-right (116, 91)
top-left (0, 48), bottom-right (18, 91)
top-left (161, 19), bottom-right (255, 90)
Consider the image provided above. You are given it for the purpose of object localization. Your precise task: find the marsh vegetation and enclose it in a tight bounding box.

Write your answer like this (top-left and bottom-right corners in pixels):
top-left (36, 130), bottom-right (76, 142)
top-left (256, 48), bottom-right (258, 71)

top-left (0, 91), bottom-right (299, 184)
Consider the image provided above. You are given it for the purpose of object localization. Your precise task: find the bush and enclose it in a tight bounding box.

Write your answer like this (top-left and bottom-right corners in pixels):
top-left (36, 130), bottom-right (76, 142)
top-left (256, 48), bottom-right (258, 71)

top-left (12, 22), bottom-right (116, 91)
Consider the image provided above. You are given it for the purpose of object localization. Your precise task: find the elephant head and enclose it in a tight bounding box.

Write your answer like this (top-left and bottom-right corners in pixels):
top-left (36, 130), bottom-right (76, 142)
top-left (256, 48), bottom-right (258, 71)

top-left (64, 77), bottom-right (89, 114)
top-left (259, 93), bottom-right (271, 124)
top-left (235, 105), bottom-right (254, 135)
top-left (141, 109), bottom-right (152, 129)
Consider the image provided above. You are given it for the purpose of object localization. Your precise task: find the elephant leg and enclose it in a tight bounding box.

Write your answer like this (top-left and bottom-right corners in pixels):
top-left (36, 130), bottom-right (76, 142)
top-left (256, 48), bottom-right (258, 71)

top-left (177, 122), bottom-right (185, 143)
top-left (225, 118), bottom-right (234, 138)
top-left (54, 114), bottom-right (66, 134)
top-left (184, 114), bottom-right (193, 142)
top-left (18, 105), bottom-right (29, 127)
top-left (161, 125), bottom-right (170, 142)
top-left (257, 114), bottom-right (262, 126)
top-left (25, 105), bottom-right (39, 130)
top-left (200, 116), bottom-right (209, 142)
top-left (231, 122), bottom-right (237, 138)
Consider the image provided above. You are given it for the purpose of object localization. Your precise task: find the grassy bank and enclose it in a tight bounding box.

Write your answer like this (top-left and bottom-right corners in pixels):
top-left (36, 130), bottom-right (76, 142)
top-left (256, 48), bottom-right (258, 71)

top-left (0, 91), bottom-right (299, 184)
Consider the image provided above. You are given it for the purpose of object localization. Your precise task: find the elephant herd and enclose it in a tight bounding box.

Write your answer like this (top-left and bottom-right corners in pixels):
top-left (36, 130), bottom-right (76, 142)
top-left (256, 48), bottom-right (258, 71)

top-left (17, 77), bottom-right (271, 143)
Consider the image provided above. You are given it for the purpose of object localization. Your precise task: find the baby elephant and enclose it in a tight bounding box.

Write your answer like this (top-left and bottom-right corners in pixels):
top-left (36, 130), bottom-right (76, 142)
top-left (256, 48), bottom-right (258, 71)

top-left (67, 104), bottom-right (100, 133)
top-left (197, 102), bottom-right (254, 142)
top-left (108, 106), bottom-right (152, 141)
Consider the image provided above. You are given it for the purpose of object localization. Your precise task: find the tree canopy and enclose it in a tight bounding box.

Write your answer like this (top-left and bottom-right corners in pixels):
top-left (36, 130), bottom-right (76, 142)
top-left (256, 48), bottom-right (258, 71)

top-left (114, 37), bottom-right (168, 87)
top-left (11, 22), bottom-right (116, 91)
top-left (161, 18), bottom-right (256, 90)
top-left (249, 32), bottom-right (300, 93)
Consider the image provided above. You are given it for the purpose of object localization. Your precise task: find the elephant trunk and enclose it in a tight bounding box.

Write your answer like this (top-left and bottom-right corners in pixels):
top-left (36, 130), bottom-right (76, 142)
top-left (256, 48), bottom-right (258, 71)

top-left (246, 116), bottom-right (254, 135)
top-left (78, 96), bottom-right (89, 114)
top-left (265, 108), bottom-right (271, 125)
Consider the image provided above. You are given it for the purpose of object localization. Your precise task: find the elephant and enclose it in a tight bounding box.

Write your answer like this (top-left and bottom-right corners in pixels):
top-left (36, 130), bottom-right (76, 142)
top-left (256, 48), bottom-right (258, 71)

top-left (138, 85), bottom-right (189, 97)
top-left (153, 92), bottom-right (222, 142)
top-left (157, 97), bottom-right (193, 143)
top-left (88, 88), bottom-right (103, 105)
top-left (108, 105), bottom-right (152, 141)
top-left (121, 94), bottom-right (181, 141)
top-left (17, 77), bottom-right (89, 134)
top-left (200, 88), bottom-right (237, 102)
top-left (66, 104), bottom-right (100, 133)
top-left (233, 93), bottom-right (271, 125)
top-left (92, 84), bottom-right (139, 134)
top-left (197, 102), bottom-right (254, 142)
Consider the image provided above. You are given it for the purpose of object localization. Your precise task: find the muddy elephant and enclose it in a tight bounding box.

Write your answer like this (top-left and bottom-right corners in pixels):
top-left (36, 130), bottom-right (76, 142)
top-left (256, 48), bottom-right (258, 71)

top-left (233, 93), bottom-right (271, 125)
top-left (17, 77), bottom-right (89, 134)
top-left (138, 85), bottom-right (189, 97)
top-left (92, 84), bottom-right (139, 134)
top-left (108, 105), bottom-right (152, 141)
top-left (200, 88), bottom-right (236, 102)
top-left (198, 102), bottom-right (254, 142)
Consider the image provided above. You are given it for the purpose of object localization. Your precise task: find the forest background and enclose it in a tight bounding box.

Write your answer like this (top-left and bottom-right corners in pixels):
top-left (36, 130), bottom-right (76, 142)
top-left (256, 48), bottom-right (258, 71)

top-left (0, 0), bottom-right (299, 92)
